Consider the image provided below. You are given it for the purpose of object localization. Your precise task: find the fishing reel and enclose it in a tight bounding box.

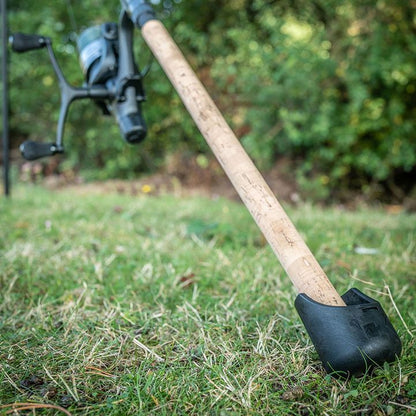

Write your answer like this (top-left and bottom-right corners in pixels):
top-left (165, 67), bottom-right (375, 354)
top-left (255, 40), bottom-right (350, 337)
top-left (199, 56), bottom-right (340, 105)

top-left (11, 11), bottom-right (147, 161)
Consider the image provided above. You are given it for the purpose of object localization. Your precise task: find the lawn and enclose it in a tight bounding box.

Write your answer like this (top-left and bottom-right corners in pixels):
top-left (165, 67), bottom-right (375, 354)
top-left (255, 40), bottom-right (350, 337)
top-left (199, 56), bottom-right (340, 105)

top-left (0, 184), bottom-right (415, 415)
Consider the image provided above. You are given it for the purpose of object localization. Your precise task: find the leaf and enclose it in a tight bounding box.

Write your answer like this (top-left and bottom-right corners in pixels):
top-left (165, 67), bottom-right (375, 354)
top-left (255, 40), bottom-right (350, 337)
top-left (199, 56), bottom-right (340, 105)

top-left (179, 273), bottom-right (196, 288)
top-left (344, 389), bottom-right (359, 399)
top-left (186, 219), bottom-right (219, 239)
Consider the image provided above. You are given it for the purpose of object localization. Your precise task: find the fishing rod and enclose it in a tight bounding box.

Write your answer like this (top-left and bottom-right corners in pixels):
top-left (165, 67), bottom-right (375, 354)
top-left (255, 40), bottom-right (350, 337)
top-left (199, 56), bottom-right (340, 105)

top-left (10, 0), bottom-right (401, 376)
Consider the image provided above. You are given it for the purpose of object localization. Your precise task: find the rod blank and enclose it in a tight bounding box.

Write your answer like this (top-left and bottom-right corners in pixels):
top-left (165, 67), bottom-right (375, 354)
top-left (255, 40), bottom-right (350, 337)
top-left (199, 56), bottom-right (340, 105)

top-left (141, 20), bottom-right (345, 307)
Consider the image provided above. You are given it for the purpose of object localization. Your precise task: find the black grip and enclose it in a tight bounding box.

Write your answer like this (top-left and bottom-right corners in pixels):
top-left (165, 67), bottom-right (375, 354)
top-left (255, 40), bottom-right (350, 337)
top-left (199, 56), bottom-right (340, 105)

top-left (20, 141), bottom-right (56, 160)
top-left (11, 33), bottom-right (48, 53)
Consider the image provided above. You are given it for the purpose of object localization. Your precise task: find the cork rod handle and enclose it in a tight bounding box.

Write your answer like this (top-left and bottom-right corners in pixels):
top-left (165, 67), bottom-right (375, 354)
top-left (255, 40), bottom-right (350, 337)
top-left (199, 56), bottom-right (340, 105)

top-left (141, 20), bottom-right (345, 306)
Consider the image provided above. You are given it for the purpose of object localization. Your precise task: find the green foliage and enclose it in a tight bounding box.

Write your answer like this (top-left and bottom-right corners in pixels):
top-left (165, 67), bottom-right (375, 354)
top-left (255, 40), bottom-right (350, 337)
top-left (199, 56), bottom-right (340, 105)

top-left (210, 1), bottom-right (416, 198)
top-left (7, 0), bottom-right (416, 198)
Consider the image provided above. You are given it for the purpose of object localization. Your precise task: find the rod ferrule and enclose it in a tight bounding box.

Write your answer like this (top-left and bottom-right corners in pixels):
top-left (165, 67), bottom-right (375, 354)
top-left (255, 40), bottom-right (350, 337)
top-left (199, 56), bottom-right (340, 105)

top-left (122, 0), bottom-right (157, 28)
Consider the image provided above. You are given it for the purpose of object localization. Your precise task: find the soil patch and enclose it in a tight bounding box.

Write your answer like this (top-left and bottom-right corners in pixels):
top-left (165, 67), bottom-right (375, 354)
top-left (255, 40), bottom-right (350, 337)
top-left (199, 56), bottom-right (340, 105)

top-left (42, 154), bottom-right (300, 203)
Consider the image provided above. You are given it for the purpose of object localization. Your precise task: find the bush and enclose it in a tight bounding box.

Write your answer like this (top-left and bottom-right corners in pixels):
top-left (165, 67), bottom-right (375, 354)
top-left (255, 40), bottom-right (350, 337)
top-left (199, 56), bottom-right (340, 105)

top-left (7, 0), bottom-right (416, 200)
top-left (210, 1), bottom-right (416, 199)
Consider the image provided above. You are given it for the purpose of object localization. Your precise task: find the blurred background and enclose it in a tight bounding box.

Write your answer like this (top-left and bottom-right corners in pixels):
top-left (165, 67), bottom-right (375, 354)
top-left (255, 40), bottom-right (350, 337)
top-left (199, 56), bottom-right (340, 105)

top-left (2, 0), bottom-right (416, 206)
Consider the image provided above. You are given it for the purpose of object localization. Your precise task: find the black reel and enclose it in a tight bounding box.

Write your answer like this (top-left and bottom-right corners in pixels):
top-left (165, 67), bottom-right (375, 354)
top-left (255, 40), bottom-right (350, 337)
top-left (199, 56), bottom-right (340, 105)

top-left (78, 23), bottom-right (119, 86)
top-left (12, 11), bottom-right (147, 161)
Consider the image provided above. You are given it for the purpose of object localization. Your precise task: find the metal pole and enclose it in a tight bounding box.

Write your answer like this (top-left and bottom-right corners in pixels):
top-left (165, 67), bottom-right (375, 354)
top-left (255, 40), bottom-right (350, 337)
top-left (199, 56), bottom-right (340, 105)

top-left (1, 0), bottom-right (10, 196)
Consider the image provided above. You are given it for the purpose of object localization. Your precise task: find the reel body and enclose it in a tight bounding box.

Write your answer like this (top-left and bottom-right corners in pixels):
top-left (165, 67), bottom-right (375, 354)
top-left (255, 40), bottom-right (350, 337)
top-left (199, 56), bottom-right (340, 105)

top-left (78, 22), bottom-right (119, 86)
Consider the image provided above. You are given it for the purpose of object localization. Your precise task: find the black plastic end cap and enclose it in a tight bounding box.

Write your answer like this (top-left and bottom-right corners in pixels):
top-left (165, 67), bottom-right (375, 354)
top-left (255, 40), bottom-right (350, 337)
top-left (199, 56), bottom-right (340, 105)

top-left (295, 288), bottom-right (401, 376)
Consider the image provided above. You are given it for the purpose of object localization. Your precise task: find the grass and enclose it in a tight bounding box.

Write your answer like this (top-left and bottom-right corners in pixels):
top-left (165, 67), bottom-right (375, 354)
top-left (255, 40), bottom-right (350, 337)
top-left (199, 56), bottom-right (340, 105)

top-left (0, 183), bottom-right (415, 415)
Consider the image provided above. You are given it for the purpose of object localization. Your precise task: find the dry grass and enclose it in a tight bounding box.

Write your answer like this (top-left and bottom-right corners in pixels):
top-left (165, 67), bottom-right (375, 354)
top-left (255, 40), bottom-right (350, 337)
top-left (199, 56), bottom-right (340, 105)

top-left (0, 184), bottom-right (415, 415)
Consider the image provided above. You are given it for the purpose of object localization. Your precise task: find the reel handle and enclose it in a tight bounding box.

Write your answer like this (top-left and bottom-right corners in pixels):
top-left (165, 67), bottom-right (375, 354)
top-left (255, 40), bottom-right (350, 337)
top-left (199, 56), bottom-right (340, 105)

top-left (20, 141), bottom-right (63, 161)
top-left (13, 33), bottom-right (113, 160)
top-left (11, 33), bottom-right (49, 53)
